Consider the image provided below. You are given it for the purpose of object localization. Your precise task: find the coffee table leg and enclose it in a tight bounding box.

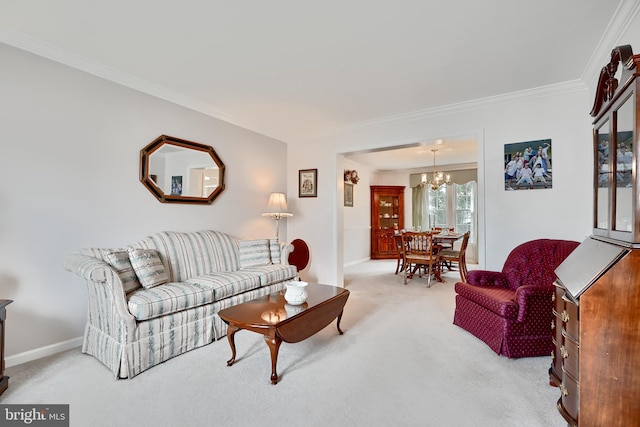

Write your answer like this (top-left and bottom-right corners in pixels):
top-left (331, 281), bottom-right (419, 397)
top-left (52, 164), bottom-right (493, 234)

top-left (336, 310), bottom-right (345, 335)
top-left (264, 334), bottom-right (282, 385)
top-left (226, 324), bottom-right (240, 366)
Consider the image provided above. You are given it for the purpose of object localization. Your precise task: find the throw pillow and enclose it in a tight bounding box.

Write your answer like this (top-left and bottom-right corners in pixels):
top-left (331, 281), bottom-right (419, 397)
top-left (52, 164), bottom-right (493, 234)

top-left (104, 251), bottom-right (142, 293)
top-left (239, 239), bottom-right (271, 268)
top-left (128, 248), bottom-right (169, 289)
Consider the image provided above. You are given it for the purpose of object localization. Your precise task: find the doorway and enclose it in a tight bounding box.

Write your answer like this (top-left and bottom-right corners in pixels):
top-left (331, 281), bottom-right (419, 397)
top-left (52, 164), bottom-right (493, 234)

top-left (340, 133), bottom-right (485, 269)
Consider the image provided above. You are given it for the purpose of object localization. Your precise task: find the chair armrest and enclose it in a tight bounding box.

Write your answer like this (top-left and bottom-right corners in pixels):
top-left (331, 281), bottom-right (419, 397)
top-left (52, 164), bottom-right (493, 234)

top-left (280, 242), bottom-right (294, 265)
top-left (65, 254), bottom-right (123, 283)
top-left (64, 254), bottom-right (136, 331)
top-left (514, 284), bottom-right (554, 323)
top-left (465, 270), bottom-right (509, 288)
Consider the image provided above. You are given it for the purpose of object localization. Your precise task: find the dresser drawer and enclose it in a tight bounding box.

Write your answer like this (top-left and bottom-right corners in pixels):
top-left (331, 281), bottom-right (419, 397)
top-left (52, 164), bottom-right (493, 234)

top-left (560, 366), bottom-right (579, 423)
top-left (561, 295), bottom-right (579, 339)
top-left (561, 329), bottom-right (579, 378)
top-left (553, 285), bottom-right (565, 308)
top-left (550, 336), bottom-right (562, 386)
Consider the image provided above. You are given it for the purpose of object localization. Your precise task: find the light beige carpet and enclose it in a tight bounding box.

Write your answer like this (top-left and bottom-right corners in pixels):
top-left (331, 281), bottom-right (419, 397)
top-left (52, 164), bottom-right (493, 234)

top-left (2, 260), bottom-right (565, 427)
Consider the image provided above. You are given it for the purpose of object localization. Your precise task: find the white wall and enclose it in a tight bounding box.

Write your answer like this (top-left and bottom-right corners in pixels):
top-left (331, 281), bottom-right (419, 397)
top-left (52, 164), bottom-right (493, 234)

top-left (0, 43), bottom-right (289, 361)
top-left (289, 88), bottom-right (593, 285)
top-left (288, 3), bottom-right (640, 284)
top-left (296, 11), bottom-right (640, 285)
top-left (288, 9), bottom-right (640, 284)
top-left (342, 158), bottom-right (373, 266)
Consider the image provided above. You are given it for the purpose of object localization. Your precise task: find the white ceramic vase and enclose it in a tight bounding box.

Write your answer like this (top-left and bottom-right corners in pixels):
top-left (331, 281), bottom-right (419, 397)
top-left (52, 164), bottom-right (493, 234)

top-left (284, 281), bottom-right (308, 305)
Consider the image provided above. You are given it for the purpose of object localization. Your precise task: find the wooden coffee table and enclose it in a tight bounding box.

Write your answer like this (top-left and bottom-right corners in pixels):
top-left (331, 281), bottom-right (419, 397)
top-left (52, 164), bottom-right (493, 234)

top-left (218, 283), bottom-right (349, 384)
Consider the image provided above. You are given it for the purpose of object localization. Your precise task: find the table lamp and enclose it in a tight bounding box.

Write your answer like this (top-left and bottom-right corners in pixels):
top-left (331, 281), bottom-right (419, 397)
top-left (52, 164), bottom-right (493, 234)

top-left (261, 192), bottom-right (293, 241)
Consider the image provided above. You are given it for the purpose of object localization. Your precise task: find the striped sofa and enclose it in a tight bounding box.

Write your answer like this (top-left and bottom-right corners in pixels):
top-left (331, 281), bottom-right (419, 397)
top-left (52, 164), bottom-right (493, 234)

top-left (64, 230), bottom-right (297, 379)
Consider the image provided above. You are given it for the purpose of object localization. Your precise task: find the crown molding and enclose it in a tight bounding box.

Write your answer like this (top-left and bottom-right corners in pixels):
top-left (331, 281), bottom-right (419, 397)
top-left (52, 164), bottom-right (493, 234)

top-left (338, 80), bottom-right (586, 134)
top-left (580, 0), bottom-right (640, 89)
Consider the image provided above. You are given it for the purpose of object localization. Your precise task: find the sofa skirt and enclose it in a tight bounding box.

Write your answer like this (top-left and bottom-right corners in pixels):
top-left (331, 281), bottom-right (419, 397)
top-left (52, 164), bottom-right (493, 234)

top-left (82, 281), bottom-right (288, 378)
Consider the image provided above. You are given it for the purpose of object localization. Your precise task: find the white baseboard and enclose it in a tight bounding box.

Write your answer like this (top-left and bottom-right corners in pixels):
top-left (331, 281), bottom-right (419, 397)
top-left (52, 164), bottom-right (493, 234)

top-left (6, 337), bottom-right (83, 368)
top-left (344, 257), bottom-right (371, 268)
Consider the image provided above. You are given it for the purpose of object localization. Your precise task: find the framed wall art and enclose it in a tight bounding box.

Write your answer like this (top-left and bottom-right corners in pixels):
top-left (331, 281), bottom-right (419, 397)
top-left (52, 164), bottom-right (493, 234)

top-left (171, 176), bottom-right (183, 195)
top-left (504, 138), bottom-right (552, 191)
top-left (344, 182), bottom-right (354, 207)
top-left (299, 169), bottom-right (317, 197)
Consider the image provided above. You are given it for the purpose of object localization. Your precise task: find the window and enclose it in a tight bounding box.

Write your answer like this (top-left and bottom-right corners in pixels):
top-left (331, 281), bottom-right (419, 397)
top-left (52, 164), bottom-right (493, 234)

top-left (428, 185), bottom-right (448, 228)
top-left (421, 181), bottom-right (477, 262)
top-left (454, 182), bottom-right (474, 235)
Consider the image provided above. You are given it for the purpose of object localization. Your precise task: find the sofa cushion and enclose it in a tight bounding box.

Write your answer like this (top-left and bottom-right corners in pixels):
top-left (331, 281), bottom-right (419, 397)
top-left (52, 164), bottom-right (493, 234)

top-left (133, 231), bottom-right (241, 282)
top-left (240, 264), bottom-right (297, 286)
top-left (104, 250), bottom-right (142, 293)
top-left (128, 249), bottom-right (169, 289)
top-left (239, 239), bottom-right (271, 268)
top-left (186, 271), bottom-right (263, 301)
top-left (127, 281), bottom-right (216, 321)
top-left (454, 282), bottom-right (518, 320)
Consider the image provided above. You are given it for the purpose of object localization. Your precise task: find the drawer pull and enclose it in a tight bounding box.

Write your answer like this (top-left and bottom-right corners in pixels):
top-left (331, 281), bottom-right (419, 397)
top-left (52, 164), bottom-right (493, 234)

top-left (551, 320), bottom-right (555, 329)
top-left (551, 292), bottom-right (556, 302)
top-left (560, 346), bottom-right (569, 359)
top-left (559, 383), bottom-right (569, 396)
top-left (561, 310), bottom-right (570, 323)
top-left (551, 350), bottom-right (555, 359)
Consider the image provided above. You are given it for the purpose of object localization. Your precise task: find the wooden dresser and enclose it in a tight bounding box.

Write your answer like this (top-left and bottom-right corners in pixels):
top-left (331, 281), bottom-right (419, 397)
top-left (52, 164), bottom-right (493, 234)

top-left (553, 246), bottom-right (640, 426)
top-left (551, 44), bottom-right (640, 426)
top-left (0, 299), bottom-right (12, 396)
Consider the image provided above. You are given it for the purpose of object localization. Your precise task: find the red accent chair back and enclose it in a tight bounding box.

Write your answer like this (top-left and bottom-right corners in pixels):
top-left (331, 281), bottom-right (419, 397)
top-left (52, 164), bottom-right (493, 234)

top-left (453, 239), bottom-right (579, 358)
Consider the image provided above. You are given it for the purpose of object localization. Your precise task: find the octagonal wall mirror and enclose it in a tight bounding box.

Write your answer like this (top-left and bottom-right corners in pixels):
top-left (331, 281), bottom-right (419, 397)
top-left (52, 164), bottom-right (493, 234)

top-left (140, 135), bottom-right (226, 204)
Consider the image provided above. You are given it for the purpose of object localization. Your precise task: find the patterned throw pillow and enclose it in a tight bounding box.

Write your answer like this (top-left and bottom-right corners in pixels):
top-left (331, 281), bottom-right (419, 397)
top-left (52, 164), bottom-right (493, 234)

top-left (104, 251), bottom-right (142, 293)
top-left (239, 239), bottom-right (271, 268)
top-left (128, 249), bottom-right (169, 289)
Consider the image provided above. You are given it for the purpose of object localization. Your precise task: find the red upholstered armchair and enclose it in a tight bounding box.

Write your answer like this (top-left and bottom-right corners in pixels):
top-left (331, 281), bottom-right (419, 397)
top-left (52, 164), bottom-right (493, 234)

top-left (453, 239), bottom-right (579, 358)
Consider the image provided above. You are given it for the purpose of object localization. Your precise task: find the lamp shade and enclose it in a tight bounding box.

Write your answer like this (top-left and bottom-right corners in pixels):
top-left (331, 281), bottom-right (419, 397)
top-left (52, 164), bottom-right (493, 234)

top-left (261, 192), bottom-right (293, 219)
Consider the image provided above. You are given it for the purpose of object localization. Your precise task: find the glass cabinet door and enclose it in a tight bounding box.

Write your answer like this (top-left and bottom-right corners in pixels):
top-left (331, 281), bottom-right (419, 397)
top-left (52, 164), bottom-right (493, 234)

top-left (595, 119), bottom-right (611, 231)
top-left (378, 195), bottom-right (400, 230)
top-left (614, 95), bottom-right (634, 233)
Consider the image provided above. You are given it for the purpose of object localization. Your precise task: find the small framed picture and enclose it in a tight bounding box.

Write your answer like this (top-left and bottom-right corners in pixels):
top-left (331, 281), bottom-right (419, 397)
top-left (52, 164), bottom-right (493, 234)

top-left (299, 169), bottom-right (317, 197)
top-left (344, 182), bottom-right (354, 207)
top-left (171, 176), bottom-right (183, 195)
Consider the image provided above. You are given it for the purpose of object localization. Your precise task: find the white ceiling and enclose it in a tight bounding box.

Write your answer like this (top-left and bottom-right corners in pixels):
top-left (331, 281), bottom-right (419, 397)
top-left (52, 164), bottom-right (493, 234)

top-left (0, 0), bottom-right (627, 153)
top-left (345, 136), bottom-right (479, 171)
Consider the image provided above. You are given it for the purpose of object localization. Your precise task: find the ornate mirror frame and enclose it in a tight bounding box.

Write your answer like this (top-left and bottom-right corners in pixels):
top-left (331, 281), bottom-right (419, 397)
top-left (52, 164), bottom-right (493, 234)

top-left (140, 135), bottom-right (226, 204)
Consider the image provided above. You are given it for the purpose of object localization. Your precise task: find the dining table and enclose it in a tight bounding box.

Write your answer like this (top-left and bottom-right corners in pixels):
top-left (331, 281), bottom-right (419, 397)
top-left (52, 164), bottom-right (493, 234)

top-left (432, 231), bottom-right (464, 247)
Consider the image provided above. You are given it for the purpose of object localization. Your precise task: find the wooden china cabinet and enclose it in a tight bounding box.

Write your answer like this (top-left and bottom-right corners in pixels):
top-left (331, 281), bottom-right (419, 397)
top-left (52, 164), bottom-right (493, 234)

top-left (370, 186), bottom-right (404, 259)
top-left (551, 45), bottom-right (640, 427)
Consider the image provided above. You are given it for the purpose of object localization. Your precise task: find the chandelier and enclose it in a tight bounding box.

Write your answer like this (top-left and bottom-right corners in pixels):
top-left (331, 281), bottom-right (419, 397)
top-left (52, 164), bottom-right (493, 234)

top-left (421, 149), bottom-right (451, 190)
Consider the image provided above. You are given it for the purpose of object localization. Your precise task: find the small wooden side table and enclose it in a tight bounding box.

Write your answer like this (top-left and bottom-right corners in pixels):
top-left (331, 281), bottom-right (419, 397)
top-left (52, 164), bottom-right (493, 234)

top-left (219, 285), bottom-right (348, 384)
top-left (0, 300), bottom-right (13, 396)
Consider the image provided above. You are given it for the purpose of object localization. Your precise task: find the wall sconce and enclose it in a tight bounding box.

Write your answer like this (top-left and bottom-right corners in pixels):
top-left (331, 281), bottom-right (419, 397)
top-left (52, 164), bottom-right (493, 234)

top-left (261, 192), bottom-right (293, 241)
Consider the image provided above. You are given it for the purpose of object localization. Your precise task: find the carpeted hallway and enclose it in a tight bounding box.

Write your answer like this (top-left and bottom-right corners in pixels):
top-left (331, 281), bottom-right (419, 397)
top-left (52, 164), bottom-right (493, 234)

top-left (2, 260), bottom-right (565, 427)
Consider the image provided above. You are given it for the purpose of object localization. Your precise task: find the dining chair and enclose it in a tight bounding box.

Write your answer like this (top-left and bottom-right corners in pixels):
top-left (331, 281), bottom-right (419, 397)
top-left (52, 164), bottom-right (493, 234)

top-left (439, 231), bottom-right (470, 282)
top-left (400, 231), bottom-right (440, 286)
top-left (393, 234), bottom-right (406, 274)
